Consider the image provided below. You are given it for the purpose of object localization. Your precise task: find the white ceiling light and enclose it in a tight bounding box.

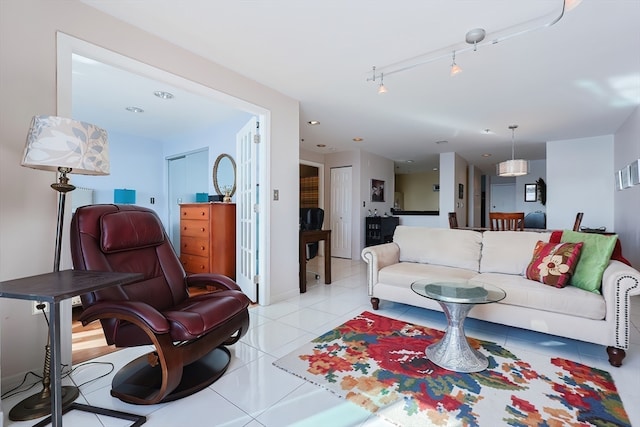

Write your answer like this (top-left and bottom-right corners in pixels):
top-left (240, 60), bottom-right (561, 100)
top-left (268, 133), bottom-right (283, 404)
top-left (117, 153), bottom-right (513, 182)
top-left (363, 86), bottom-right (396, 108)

top-left (125, 106), bottom-right (144, 113)
top-left (154, 91), bottom-right (174, 99)
top-left (497, 125), bottom-right (529, 177)
top-left (367, 0), bottom-right (578, 90)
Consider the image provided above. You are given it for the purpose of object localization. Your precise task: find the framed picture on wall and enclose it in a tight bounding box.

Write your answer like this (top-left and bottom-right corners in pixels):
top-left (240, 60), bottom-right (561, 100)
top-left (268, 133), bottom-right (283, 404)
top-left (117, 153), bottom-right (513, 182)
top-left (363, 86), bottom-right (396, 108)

top-left (524, 183), bottom-right (537, 202)
top-left (371, 179), bottom-right (385, 202)
top-left (458, 183), bottom-right (464, 199)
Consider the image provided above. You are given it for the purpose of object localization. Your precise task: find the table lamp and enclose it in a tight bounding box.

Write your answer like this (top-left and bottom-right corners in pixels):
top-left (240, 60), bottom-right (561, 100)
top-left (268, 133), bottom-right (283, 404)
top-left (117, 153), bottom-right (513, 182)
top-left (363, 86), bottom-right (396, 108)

top-left (10, 115), bottom-right (109, 421)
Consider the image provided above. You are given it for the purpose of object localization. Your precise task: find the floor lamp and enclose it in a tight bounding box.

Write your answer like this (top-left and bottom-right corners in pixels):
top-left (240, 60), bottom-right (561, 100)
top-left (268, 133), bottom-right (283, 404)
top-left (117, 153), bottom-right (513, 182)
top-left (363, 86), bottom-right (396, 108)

top-left (10, 115), bottom-right (109, 421)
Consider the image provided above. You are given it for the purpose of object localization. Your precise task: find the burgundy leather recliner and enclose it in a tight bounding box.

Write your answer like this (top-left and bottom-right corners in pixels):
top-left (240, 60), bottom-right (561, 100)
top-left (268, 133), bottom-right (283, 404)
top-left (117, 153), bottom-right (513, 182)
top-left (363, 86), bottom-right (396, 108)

top-left (70, 204), bottom-right (250, 405)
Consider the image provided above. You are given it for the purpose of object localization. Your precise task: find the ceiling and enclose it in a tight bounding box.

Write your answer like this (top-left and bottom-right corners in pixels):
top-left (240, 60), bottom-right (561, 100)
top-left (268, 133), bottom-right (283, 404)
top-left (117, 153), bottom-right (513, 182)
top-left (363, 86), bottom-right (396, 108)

top-left (79, 0), bottom-right (640, 175)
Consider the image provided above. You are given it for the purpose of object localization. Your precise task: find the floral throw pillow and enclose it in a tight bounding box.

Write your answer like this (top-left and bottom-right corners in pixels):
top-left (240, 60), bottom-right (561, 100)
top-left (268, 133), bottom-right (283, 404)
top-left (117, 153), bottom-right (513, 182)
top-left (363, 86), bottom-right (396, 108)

top-left (526, 241), bottom-right (584, 288)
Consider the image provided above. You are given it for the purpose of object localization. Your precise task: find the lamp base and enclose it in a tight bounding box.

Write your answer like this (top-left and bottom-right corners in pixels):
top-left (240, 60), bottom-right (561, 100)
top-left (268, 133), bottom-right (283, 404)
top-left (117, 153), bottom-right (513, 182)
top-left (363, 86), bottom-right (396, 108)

top-left (9, 385), bottom-right (79, 421)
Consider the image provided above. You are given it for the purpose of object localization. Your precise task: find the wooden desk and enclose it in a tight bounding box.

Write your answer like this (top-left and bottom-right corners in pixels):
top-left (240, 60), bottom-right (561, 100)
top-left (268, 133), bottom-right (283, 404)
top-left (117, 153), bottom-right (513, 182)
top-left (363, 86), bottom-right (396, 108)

top-left (299, 229), bottom-right (332, 293)
top-left (0, 270), bottom-right (145, 427)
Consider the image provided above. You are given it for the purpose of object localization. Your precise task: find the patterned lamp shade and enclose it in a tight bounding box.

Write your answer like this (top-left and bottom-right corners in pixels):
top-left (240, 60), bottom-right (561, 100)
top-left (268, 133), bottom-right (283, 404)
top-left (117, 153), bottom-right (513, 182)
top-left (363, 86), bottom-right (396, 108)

top-left (21, 115), bottom-right (109, 175)
top-left (497, 159), bottom-right (529, 177)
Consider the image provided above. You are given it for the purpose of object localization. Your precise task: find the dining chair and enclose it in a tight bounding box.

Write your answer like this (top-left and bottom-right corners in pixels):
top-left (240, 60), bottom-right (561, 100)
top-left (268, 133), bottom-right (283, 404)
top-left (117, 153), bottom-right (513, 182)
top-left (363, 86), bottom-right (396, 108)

top-left (489, 212), bottom-right (525, 231)
top-left (573, 212), bottom-right (584, 231)
top-left (448, 212), bottom-right (459, 229)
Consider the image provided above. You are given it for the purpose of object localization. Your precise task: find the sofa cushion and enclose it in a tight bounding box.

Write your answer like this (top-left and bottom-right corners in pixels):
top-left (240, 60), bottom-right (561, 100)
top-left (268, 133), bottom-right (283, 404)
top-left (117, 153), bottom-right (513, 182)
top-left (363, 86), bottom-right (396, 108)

top-left (525, 241), bottom-right (584, 288)
top-left (480, 231), bottom-right (551, 275)
top-left (393, 226), bottom-right (482, 271)
top-left (560, 230), bottom-right (618, 293)
top-left (379, 262), bottom-right (478, 289)
top-left (469, 273), bottom-right (605, 320)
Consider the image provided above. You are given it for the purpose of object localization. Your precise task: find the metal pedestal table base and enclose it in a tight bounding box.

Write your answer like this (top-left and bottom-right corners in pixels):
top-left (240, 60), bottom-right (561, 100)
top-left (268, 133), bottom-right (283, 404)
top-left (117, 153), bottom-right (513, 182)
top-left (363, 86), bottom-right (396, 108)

top-left (426, 301), bottom-right (487, 373)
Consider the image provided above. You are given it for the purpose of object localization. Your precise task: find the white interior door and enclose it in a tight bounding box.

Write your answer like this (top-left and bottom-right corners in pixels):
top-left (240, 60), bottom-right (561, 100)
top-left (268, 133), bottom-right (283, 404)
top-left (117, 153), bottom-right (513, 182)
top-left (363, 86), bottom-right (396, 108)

top-left (236, 117), bottom-right (259, 302)
top-left (490, 183), bottom-right (516, 212)
top-left (330, 166), bottom-right (352, 259)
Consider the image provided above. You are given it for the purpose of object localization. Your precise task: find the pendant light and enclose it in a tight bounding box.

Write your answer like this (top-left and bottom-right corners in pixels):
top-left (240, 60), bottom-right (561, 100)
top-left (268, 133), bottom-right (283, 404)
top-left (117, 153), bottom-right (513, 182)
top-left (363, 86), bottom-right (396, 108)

top-left (497, 125), bottom-right (529, 177)
top-left (450, 51), bottom-right (462, 76)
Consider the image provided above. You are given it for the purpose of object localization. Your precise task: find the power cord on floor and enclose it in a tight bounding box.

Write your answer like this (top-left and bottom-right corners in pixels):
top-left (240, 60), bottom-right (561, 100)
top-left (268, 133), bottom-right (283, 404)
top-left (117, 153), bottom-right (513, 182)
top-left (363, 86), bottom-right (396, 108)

top-left (1, 362), bottom-right (70, 400)
top-left (67, 360), bottom-right (115, 388)
top-left (2, 303), bottom-right (115, 400)
top-left (1, 360), bottom-right (115, 400)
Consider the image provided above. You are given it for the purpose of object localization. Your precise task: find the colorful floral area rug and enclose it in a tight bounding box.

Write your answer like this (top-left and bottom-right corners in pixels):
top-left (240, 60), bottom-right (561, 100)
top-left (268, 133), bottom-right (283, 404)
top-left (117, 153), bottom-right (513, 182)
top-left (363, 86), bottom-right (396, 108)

top-left (273, 311), bottom-right (630, 427)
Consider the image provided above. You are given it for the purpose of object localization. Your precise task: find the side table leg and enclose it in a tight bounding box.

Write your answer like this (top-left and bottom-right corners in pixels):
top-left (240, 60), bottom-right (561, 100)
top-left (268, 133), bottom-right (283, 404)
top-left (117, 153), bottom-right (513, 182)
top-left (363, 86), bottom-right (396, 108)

top-left (50, 302), bottom-right (63, 427)
top-left (426, 302), bottom-right (488, 373)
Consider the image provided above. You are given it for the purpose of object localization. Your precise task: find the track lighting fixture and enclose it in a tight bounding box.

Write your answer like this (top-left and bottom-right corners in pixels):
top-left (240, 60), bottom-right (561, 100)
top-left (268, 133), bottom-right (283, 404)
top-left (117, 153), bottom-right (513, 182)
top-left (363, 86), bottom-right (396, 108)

top-left (377, 72), bottom-right (388, 94)
top-left (450, 51), bottom-right (462, 76)
top-left (367, 0), bottom-right (579, 90)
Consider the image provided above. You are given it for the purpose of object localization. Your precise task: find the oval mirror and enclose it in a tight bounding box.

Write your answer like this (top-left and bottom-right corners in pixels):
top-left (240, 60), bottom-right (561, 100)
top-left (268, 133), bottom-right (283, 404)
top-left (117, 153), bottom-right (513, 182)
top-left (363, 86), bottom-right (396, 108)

top-left (213, 153), bottom-right (237, 197)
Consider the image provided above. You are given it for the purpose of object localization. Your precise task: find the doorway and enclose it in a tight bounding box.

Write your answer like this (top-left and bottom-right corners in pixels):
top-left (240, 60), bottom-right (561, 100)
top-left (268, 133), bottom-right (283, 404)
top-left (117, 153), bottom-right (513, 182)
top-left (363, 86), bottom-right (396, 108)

top-left (57, 33), bottom-right (270, 365)
top-left (300, 160), bottom-right (325, 257)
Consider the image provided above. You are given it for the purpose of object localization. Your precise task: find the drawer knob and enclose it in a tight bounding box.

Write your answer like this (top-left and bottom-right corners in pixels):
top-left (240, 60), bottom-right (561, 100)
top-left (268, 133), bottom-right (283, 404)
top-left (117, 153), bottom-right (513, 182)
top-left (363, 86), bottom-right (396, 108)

top-left (201, 227), bottom-right (205, 232)
top-left (201, 246), bottom-right (205, 250)
top-left (201, 211), bottom-right (205, 216)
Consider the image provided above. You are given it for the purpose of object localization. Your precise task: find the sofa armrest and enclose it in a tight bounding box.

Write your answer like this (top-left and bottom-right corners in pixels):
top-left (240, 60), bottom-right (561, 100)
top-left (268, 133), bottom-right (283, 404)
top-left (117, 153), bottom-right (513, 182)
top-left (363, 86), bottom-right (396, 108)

top-left (361, 243), bottom-right (400, 295)
top-left (601, 260), bottom-right (640, 349)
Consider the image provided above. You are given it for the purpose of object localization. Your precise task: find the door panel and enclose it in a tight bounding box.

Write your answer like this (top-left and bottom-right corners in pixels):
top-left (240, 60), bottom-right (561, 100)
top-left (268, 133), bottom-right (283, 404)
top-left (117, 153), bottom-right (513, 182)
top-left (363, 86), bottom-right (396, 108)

top-left (490, 183), bottom-right (516, 212)
top-left (330, 166), bottom-right (352, 259)
top-left (236, 117), bottom-right (259, 302)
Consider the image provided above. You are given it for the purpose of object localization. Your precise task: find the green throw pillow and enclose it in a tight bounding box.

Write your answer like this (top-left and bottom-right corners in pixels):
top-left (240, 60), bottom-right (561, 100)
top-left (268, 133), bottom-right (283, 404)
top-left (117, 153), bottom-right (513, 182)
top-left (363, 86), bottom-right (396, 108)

top-left (560, 230), bottom-right (617, 293)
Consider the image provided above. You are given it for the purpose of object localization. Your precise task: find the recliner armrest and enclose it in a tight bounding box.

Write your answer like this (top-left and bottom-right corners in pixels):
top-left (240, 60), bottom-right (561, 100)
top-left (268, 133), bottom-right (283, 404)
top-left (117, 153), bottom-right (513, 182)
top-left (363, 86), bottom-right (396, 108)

top-left (185, 273), bottom-right (242, 292)
top-left (79, 301), bottom-right (170, 334)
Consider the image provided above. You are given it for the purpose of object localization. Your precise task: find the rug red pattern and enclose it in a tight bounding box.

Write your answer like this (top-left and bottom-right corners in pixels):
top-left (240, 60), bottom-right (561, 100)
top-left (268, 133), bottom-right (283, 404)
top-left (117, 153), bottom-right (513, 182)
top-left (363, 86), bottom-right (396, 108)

top-left (273, 311), bottom-right (630, 426)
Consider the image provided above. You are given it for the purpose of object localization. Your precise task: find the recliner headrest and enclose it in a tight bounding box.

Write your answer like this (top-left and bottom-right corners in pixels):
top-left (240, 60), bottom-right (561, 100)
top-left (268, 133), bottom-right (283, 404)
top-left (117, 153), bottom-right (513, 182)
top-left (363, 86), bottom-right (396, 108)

top-left (100, 210), bottom-right (165, 253)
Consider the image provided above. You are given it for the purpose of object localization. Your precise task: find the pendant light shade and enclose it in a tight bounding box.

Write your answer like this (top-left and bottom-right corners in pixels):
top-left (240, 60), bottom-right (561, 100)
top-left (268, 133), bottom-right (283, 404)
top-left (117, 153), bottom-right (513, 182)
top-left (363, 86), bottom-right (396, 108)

top-left (497, 159), bottom-right (529, 177)
top-left (497, 125), bottom-right (528, 177)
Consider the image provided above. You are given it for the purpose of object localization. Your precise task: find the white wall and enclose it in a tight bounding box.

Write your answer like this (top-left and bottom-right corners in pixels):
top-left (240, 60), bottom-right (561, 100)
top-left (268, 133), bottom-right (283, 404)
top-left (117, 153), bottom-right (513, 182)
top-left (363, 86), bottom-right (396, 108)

top-left (546, 135), bottom-right (614, 230)
top-left (72, 131), bottom-right (167, 218)
top-left (360, 151), bottom-right (395, 258)
top-left (468, 165), bottom-right (482, 228)
top-left (514, 159), bottom-right (547, 215)
top-left (440, 152), bottom-right (468, 228)
top-left (1, 0), bottom-right (298, 387)
top-left (614, 107), bottom-right (640, 269)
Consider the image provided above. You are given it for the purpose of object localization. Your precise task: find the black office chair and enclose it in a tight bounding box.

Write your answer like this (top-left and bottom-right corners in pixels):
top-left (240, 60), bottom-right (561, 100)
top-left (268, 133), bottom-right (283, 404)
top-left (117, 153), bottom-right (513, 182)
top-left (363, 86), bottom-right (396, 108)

top-left (300, 208), bottom-right (324, 280)
top-left (523, 211), bottom-right (546, 229)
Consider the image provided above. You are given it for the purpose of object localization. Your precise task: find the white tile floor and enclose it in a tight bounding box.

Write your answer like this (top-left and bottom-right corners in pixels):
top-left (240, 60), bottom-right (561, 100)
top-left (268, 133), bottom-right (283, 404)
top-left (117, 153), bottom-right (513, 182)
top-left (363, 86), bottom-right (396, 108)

top-left (3, 257), bottom-right (639, 426)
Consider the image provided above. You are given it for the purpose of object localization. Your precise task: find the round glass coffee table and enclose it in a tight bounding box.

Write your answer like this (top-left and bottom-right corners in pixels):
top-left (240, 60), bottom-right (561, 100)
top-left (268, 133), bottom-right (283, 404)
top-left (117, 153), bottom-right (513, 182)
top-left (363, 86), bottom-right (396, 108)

top-left (411, 280), bottom-right (506, 373)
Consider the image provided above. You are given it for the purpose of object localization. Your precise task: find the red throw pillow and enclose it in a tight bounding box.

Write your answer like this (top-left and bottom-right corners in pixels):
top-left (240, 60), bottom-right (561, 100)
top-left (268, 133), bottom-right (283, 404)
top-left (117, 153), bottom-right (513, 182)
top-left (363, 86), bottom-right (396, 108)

top-left (526, 241), bottom-right (584, 288)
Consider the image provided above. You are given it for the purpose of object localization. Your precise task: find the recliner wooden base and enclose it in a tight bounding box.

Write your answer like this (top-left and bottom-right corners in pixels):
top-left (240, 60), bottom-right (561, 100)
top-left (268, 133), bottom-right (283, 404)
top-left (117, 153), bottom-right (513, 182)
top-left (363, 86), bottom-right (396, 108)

top-left (111, 347), bottom-right (231, 405)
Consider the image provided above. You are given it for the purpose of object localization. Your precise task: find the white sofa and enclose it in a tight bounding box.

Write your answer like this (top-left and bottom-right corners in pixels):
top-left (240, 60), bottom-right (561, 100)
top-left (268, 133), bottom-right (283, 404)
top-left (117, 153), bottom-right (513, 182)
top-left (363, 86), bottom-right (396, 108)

top-left (361, 226), bottom-right (640, 367)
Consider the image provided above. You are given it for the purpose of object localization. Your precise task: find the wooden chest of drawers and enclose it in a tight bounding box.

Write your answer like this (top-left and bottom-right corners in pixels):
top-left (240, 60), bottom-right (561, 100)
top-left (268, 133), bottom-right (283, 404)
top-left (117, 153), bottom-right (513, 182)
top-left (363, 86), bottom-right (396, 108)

top-left (179, 203), bottom-right (236, 279)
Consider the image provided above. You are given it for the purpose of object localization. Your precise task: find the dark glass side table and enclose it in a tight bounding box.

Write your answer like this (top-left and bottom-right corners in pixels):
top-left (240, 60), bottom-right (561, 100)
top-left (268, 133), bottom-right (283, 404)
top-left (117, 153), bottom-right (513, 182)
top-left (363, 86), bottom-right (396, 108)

top-left (0, 270), bottom-right (145, 427)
